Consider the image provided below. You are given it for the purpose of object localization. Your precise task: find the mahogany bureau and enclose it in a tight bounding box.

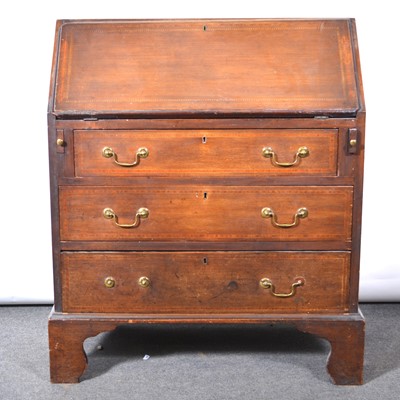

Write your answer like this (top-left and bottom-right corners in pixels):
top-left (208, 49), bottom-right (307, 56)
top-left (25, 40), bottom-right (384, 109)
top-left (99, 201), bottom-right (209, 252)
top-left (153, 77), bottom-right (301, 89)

top-left (47, 19), bottom-right (366, 384)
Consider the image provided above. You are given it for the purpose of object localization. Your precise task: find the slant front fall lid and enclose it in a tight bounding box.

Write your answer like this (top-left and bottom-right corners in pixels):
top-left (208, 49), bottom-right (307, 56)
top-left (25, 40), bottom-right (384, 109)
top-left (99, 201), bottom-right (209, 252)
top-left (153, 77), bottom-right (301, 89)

top-left (51, 19), bottom-right (361, 118)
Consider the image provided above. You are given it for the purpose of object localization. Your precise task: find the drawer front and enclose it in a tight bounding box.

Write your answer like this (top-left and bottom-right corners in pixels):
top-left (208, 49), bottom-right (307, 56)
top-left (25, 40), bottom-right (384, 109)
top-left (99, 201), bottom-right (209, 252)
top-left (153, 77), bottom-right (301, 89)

top-left (59, 186), bottom-right (353, 242)
top-left (61, 252), bottom-right (351, 313)
top-left (74, 129), bottom-right (338, 177)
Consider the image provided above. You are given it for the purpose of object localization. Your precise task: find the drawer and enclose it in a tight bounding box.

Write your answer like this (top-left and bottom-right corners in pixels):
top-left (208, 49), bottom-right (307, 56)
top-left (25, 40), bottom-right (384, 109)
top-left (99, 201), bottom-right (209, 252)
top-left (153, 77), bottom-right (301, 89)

top-left (74, 129), bottom-right (338, 177)
top-left (61, 251), bottom-right (351, 313)
top-left (59, 185), bottom-right (353, 242)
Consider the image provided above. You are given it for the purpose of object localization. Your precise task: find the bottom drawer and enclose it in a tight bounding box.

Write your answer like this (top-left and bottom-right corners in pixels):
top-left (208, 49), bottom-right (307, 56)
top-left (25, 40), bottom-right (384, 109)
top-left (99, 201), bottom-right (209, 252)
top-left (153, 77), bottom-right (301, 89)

top-left (61, 252), bottom-right (350, 314)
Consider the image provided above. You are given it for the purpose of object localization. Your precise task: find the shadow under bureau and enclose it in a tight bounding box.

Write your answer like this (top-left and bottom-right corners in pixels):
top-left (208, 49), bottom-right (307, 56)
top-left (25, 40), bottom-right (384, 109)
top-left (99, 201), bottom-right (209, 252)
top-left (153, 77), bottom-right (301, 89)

top-left (47, 19), bottom-right (366, 384)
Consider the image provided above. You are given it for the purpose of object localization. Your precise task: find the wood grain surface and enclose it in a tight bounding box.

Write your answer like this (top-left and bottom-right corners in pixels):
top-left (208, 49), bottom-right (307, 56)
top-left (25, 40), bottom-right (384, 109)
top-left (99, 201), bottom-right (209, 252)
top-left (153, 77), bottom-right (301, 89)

top-left (74, 129), bottom-right (338, 177)
top-left (53, 19), bottom-right (359, 117)
top-left (61, 251), bottom-right (350, 313)
top-left (59, 185), bottom-right (353, 242)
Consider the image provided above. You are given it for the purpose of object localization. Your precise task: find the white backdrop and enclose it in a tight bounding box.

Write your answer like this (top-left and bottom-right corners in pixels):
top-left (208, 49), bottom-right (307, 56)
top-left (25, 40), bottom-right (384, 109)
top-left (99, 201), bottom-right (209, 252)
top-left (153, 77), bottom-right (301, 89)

top-left (1, 0), bottom-right (399, 303)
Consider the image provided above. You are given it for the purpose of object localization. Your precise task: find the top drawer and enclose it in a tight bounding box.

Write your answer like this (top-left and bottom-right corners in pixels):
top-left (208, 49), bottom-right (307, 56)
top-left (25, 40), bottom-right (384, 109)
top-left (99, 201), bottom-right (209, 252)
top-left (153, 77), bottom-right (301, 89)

top-left (74, 129), bottom-right (338, 177)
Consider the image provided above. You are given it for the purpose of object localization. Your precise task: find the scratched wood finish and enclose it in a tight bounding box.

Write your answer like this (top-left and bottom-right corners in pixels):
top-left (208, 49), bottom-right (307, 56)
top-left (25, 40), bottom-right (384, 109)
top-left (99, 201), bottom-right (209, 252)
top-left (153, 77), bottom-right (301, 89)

top-left (61, 251), bottom-right (350, 313)
top-left (74, 129), bottom-right (338, 177)
top-left (59, 185), bottom-right (353, 242)
top-left (53, 20), bottom-right (359, 117)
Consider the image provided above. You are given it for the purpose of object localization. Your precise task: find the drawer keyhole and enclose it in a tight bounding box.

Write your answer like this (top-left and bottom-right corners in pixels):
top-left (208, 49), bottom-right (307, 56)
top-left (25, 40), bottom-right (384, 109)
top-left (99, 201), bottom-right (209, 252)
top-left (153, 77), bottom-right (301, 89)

top-left (202, 136), bottom-right (207, 144)
top-left (203, 192), bottom-right (208, 200)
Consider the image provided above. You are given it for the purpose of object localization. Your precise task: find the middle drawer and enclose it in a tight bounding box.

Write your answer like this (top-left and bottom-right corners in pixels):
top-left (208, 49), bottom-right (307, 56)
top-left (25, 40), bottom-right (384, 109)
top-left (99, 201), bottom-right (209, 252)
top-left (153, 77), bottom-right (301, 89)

top-left (59, 185), bottom-right (353, 242)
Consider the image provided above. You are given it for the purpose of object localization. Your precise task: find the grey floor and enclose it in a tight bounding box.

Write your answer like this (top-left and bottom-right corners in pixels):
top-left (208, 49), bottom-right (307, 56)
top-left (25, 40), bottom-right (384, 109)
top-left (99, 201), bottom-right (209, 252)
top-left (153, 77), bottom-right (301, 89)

top-left (0, 304), bottom-right (399, 400)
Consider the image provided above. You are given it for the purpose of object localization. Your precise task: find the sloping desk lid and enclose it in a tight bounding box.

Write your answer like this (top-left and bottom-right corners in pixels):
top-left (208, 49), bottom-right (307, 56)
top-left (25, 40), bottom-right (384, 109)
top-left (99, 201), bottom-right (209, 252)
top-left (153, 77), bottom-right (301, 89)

top-left (51, 19), bottom-right (361, 118)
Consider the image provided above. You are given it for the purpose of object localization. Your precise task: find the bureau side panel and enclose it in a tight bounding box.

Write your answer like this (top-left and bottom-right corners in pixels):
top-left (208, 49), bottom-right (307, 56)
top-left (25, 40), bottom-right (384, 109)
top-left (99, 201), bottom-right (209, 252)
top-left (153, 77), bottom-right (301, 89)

top-left (47, 114), bottom-right (62, 311)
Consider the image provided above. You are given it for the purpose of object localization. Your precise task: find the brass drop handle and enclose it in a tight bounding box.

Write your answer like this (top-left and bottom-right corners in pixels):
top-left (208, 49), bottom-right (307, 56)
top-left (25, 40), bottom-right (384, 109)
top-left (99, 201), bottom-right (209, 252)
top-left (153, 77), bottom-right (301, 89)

top-left (261, 207), bottom-right (308, 228)
top-left (138, 276), bottom-right (151, 288)
top-left (103, 207), bottom-right (149, 228)
top-left (260, 277), bottom-right (305, 298)
top-left (262, 146), bottom-right (309, 167)
top-left (102, 146), bottom-right (149, 167)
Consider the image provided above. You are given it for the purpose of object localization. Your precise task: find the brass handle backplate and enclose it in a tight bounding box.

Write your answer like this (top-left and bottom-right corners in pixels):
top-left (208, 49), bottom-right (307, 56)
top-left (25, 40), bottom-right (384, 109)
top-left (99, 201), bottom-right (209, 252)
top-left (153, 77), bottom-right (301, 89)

top-left (260, 277), bottom-right (305, 298)
top-left (103, 207), bottom-right (149, 228)
top-left (261, 207), bottom-right (308, 228)
top-left (138, 276), bottom-right (151, 288)
top-left (104, 277), bottom-right (116, 288)
top-left (262, 146), bottom-right (309, 167)
top-left (102, 146), bottom-right (149, 167)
